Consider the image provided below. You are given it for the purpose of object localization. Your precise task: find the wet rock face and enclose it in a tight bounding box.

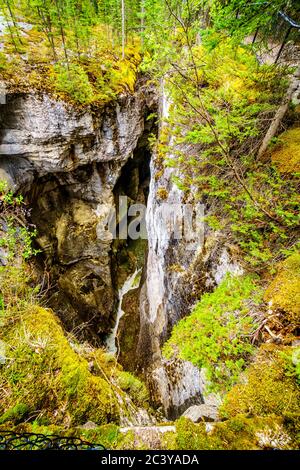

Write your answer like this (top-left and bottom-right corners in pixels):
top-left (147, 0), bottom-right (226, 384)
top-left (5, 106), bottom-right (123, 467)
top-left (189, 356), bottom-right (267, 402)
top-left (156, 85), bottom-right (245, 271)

top-left (29, 164), bottom-right (118, 341)
top-left (0, 87), bottom-right (157, 343)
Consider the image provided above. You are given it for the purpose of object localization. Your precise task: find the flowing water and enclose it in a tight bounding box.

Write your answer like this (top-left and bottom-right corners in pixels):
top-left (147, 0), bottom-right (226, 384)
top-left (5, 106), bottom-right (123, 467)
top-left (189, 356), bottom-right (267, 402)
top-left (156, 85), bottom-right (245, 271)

top-left (106, 268), bottom-right (142, 354)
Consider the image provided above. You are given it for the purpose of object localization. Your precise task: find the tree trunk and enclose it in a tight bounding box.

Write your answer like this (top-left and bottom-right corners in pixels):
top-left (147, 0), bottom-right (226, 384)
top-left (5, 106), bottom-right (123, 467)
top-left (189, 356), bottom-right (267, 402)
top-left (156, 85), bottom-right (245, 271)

top-left (121, 0), bottom-right (125, 59)
top-left (257, 67), bottom-right (300, 159)
top-left (141, 0), bottom-right (145, 46)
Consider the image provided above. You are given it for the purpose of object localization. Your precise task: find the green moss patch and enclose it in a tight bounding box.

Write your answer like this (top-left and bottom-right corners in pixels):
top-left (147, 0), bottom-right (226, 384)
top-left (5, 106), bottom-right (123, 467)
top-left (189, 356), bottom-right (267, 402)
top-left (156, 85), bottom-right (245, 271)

top-left (0, 305), bottom-right (119, 426)
top-left (173, 414), bottom-right (294, 450)
top-left (271, 128), bottom-right (300, 174)
top-left (221, 344), bottom-right (300, 421)
top-left (116, 371), bottom-right (149, 408)
top-left (264, 253), bottom-right (300, 326)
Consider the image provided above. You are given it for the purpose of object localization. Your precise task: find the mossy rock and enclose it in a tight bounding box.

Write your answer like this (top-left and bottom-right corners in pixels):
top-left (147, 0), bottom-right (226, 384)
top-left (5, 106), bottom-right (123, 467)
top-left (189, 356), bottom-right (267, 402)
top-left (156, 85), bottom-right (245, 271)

top-left (0, 305), bottom-right (119, 426)
top-left (115, 371), bottom-right (149, 408)
top-left (264, 253), bottom-right (300, 326)
top-left (0, 403), bottom-right (29, 425)
top-left (212, 415), bottom-right (293, 450)
top-left (174, 417), bottom-right (223, 450)
top-left (221, 344), bottom-right (300, 420)
top-left (271, 128), bottom-right (300, 174)
top-left (173, 414), bottom-right (293, 450)
top-left (79, 423), bottom-right (125, 449)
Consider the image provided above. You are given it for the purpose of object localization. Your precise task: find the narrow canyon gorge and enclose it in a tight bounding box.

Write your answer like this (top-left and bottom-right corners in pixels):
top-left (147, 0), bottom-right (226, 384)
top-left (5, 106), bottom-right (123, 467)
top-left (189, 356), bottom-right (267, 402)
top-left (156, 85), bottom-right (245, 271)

top-left (0, 0), bottom-right (299, 453)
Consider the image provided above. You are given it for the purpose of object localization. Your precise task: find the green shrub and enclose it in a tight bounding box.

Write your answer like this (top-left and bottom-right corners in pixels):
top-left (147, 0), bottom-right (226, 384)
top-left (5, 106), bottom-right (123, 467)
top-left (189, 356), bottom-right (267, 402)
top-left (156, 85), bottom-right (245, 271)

top-left (158, 39), bottom-right (299, 269)
top-left (0, 181), bottom-right (39, 262)
top-left (53, 63), bottom-right (95, 104)
top-left (163, 274), bottom-right (262, 392)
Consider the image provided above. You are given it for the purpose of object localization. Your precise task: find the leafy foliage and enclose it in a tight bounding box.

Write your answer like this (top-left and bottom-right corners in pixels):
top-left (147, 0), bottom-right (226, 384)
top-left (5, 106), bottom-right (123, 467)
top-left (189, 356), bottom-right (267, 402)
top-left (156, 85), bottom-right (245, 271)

top-left (0, 181), bottom-right (40, 262)
top-left (155, 39), bottom-right (299, 268)
top-left (210, 0), bottom-right (296, 43)
top-left (163, 275), bottom-right (262, 392)
top-left (53, 63), bottom-right (95, 104)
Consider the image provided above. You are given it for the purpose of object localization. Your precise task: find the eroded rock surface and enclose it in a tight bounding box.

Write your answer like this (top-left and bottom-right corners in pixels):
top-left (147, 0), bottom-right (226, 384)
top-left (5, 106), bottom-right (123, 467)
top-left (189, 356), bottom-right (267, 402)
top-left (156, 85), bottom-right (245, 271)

top-left (0, 86), bottom-right (157, 342)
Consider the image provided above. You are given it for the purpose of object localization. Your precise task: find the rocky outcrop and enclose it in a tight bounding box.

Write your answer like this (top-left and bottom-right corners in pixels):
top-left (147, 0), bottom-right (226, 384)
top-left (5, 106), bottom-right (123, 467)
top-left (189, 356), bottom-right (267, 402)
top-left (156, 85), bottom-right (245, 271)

top-left (0, 86), bottom-right (157, 342)
top-left (149, 359), bottom-right (205, 419)
top-left (0, 91), bottom-right (150, 188)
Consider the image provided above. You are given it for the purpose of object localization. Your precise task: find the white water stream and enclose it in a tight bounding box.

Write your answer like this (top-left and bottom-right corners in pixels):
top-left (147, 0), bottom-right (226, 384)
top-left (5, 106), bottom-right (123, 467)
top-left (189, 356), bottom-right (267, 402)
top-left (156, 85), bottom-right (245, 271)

top-left (106, 268), bottom-right (141, 354)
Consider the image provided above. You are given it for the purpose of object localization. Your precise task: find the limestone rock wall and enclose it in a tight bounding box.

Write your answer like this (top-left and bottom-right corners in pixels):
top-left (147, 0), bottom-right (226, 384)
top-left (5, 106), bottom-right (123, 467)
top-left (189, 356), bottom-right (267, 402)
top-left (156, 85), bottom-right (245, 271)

top-left (0, 86), bottom-right (157, 343)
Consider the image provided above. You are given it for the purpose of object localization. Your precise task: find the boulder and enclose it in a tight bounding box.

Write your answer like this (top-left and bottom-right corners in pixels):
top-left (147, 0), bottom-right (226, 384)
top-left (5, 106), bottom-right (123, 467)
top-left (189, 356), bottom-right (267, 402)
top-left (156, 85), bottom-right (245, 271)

top-left (80, 421), bottom-right (97, 430)
top-left (182, 404), bottom-right (219, 423)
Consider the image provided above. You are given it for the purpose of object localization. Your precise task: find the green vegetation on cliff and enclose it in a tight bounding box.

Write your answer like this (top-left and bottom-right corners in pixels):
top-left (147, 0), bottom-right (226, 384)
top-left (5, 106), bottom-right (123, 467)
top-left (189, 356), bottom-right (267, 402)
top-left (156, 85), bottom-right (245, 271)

top-left (163, 275), bottom-right (262, 392)
top-left (0, 0), bottom-right (141, 104)
top-left (155, 39), bottom-right (299, 268)
top-left (0, 303), bottom-right (119, 425)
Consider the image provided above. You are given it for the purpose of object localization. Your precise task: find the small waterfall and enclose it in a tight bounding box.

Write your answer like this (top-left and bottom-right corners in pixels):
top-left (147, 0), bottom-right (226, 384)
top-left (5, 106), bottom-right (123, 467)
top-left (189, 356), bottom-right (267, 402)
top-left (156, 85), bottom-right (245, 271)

top-left (106, 268), bottom-right (141, 354)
